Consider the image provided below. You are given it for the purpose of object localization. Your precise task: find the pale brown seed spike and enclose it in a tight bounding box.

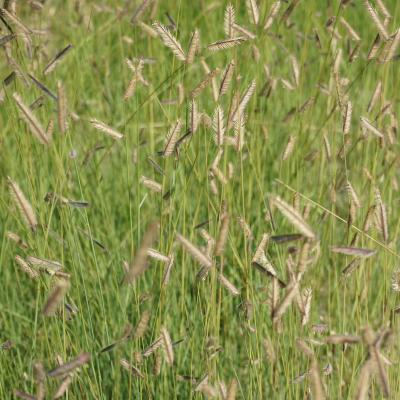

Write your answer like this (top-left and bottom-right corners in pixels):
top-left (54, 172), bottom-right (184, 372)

top-left (152, 354), bottom-right (161, 375)
top-left (218, 199), bottom-right (228, 222)
top-left (339, 17), bottom-right (361, 41)
top-left (142, 337), bottom-right (162, 357)
top-left (177, 82), bottom-right (184, 105)
top-left (33, 360), bottom-right (45, 400)
top-left (291, 193), bottom-right (299, 214)
top-left (224, 4), bottom-right (235, 38)
top-left (272, 282), bottom-right (298, 321)
top-left (122, 221), bottom-right (157, 284)
top-left (210, 165), bottom-right (227, 185)
top-left (296, 239), bottom-right (310, 278)
top-left (54, 353), bottom-right (64, 367)
top-left (42, 44), bottom-right (73, 75)
top-left (0, 8), bottom-right (32, 44)
top-left (360, 116), bottom-right (384, 137)
top-left (374, 101), bottom-right (393, 122)
top-left (385, 28), bottom-right (400, 62)
top-left (212, 105), bottom-right (225, 147)
top-left (280, 0), bottom-right (301, 23)
top-left (238, 216), bottom-right (252, 239)
top-left (160, 325), bottom-right (174, 367)
top-left (348, 43), bottom-right (362, 62)
top-left (122, 59), bottom-right (144, 100)
top-left (333, 69), bottom-right (344, 109)
top-left (163, 118), bottom-right (182, 157)
top-left (162, 253), bottom-right (174, 285)
top-left (363, 1), bottom-right (389, 41)
top-left (348, 201), bottom-right (356, 227)
top-left (13, 93), bottom-right (49, 145)
top-left (211, 148), bottom-right (223, 168)
top-left (231, 22), bottom-right (257, 39)
top-left (90, 118), bottom-right (125, 139)
top-left (281, 135), bottom-right (296, 160)
top-left (120, 359), bottom-right (145, 378)
top-left (275, 315), bottom-right (282, 333)
top-left (215, 214), bottom-right (230, 256)
top-left (219, 60), bottom-right (235, 97)
top-left (258, 79), bottom-right (273, 98)
top-left (274, 197), bottom-right (315, 239)
top-left (350, 231), bottom-right (359, 247)
top-left (42, 280), bottom-right (68, 316)
top-left (251, 233), bottom-right (269, 263)
top-left (346, 181), bottom-right (362, 207)
top-left (311, 360), bottom-right (324, 400)
top-left (136, 20), bottom-right (159, 38)
top-left (7, 231), bottom-right (28, 248)
top-left (27, 256), bottom-right (63, 273)
top-left (263, 1), bottom-right (281, 30)
top-left (298, 97), bottom-right (314, 113)
top-left (313, 27), bottom-right (322, 49)
top-left (189, 68), bottom-right (220, 98)
top-left (246, 0), bottom-right (259, 25)
top-left (139, 176), bottom-right (163, 192)
top-left (322, 135), bottom-right (331, 164)
top-left (132, 310), bottom-right (150, 339)
top-left (263, 64), bottom-right (270, 80)
top-left (261, 338), bottom-right (275, 363)
top-left (14, 254), bottom-right (39, 278)
top-left (57, 80), bottom-right (67, 134)
top-left (0, 32), bottom-right (17, 47)
top-left (368, 33), bottom-right (382, 60)
top-left (131, 349), bottom-right (143, 364)
top-left (375, 0), bottom-right (392, 19)
top-left (227, 92), bottom-right (239, 129)
top-left (295, 338), bottom-right (314, 357)
top-left (337, 138), bottom-right (352, 159)
top-left (217, 272), bottom-right (241, 295)
top-left (186, 28), bottom-right (200, 64)
top-left (206, 37), bottom-right (246, 51)
top-left (374, 187), bottom-right (388, 242)
top-left (175, 232), bottom-right (213, 267)
top-left (342, 257), bottom-right (360, 277)
top-left (130, 0), bottom-right (151, 24)
top-left (342, 100), bottom-right (352, 135)
top-left (199, 112), bottom-right (212, 128)
top-left (290, 54), bottom-right (299, 87)
top-left (363, 205), bottom-right (375, 231)
top-left (189, 99), bottom-right (199, 134)
top-left (286, 256), bottom-right (295, 285)
top-left (29, 94), bottom-right (46, 111)
top-left (301, 287), bottom-right (312, 326)
top-left (53, 375), bottom-right (73, 399)
top-left (234, 117), bottom-right (245, 153)
top-left (152, 21), bottom-right (187, 61)
top-left (147, 248), bottom-right (170, 263)
top-left (7, 177), bottom-right (38, 231)
top-left (226, 379), bottom-right (237, 400)
top-left (251, 44), bottom-right (260, 61)
top-left (230, 79), bottom-right (256, 123)
top-left (46, 352), bottom-right (90, 379)
top-left (266, 277), bottom-right (279, 317)
top-left (295, 286), bottom-right (306, 318)
top-left (354, 359), bottom-right (373, 400)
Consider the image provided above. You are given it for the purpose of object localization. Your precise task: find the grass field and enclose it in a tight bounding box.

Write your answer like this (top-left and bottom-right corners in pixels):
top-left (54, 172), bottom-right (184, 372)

top-left (1, 0), bottom-right (400, 398)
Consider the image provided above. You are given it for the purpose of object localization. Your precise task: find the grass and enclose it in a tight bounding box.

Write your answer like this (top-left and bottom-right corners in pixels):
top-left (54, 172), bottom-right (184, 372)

top-left (1, 0), bottom-right (400, 398)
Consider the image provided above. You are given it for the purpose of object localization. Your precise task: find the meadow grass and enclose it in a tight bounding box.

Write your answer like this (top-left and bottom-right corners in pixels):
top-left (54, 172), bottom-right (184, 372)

top-left (1, 0), bottom-right (400, 398)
